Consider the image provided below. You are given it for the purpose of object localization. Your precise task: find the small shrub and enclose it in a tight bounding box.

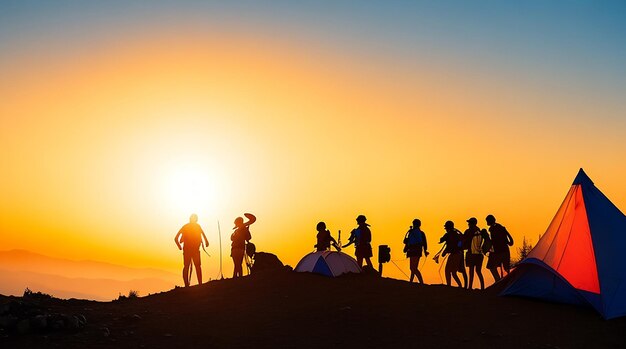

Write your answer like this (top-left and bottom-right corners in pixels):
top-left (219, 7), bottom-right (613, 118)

top-left (23, 287), bottom-right (53, 300)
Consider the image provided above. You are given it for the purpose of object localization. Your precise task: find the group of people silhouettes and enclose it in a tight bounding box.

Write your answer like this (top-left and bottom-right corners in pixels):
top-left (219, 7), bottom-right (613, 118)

top-left (434, 215), bottom-right (514, 289)
top-left (314, 214), bottom-right (514, 289)
top-left (174, 213), bottom-right (256, 287)
top-left (174, 212), bottom-right (513, 289)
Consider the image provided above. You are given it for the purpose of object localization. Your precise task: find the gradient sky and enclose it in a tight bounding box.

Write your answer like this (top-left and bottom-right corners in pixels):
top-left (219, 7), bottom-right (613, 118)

top-left (1, 1), bottom-right (625, 285)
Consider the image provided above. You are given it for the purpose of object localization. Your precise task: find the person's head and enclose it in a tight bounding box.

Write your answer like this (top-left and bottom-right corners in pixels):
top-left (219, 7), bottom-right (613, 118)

top-left (412, 219), bottom-right (421, 228)
top-left (444, 220), bottom-right (455, 231)
top-left (189, 213), bottom-right (198, 223)
top-left (356, 215), bottom-right (369, 226)
top-left (316, 221), bottom-right (326, 232)
top-left (486, 214), bottom-right (496, 226)
top-left (466, 217), bottom-right (478, 228)
top-left (234, 216), bottom-right (244, 229)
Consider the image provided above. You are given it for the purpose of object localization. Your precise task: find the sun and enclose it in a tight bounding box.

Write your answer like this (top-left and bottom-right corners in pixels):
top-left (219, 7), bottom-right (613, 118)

top-left (163, 165), bottom-right (218, 217)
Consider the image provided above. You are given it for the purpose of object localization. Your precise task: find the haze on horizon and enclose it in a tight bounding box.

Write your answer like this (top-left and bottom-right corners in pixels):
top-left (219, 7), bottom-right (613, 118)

top-left (1, 1), bottom-right (625, 292)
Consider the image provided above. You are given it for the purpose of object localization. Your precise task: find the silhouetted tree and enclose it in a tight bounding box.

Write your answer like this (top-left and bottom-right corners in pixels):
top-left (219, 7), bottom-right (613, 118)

top-left (511, 237), bottom-right (534, 267)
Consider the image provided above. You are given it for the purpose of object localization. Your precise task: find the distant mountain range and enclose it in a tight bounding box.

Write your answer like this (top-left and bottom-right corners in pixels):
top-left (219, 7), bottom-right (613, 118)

top-left (0, 249), bottom-right (179, 301)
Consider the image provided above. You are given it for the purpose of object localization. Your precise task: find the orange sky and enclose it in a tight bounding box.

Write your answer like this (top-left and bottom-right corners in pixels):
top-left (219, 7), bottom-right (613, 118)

top-left (1, 28), bottom-right (625, 286)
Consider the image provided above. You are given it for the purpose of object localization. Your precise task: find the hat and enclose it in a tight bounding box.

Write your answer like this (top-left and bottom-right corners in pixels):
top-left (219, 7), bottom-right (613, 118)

top-left (233, 216), bottom-right (244, 229)
top-left (316, 221), bottom-right (326, 231)
top-left (444, 220), bottom-right (454, 228)
top-left (466, 217), bottom-right (478, 225)
top-left (356, 215), bottom-right (370, 226)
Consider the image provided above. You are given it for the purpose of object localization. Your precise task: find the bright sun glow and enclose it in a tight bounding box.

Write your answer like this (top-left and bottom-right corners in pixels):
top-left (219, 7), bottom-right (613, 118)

top-left (164, 165), bottom-right (218, 217)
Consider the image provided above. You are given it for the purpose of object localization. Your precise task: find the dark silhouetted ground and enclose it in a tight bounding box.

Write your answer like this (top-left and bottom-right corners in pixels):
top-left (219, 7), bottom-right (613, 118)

top-left (2, 270), bottom-right (625, 348)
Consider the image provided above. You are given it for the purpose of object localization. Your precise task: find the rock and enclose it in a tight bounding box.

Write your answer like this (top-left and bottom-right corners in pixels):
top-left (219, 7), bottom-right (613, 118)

top-left (0, 304), bottom-right (10, 315)
top-left (30, 315), bottom-right (48, 330)
top-left (251, 252), bottom-right (284, 274)
top-left (76, 314), bottom-right (87, 326)
top-left (0, 315), bottom-right (18, 328)
top-left (16, 319), bottom-right (31, 335)
top-left (101, 327), bottom-right (110, 337)
top-left (50, 318), bottom-right (65, 330)
top-left (63, 315), bottom-right (80, 330)
top-left (132, 314), bottom-right (142, 321)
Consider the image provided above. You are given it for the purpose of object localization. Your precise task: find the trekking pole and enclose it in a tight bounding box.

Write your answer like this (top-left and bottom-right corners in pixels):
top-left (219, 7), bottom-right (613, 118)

top-left (217, 220), bottom-right (224, 280)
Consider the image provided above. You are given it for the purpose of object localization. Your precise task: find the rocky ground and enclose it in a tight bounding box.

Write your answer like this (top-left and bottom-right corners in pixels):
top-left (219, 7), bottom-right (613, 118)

top-left (1, 270), bottom-right (625, 348)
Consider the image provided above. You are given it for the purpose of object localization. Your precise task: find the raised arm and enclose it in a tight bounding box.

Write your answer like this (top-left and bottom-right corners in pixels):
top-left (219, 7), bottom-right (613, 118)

top-left (174, 230), bottom-right (183, 250)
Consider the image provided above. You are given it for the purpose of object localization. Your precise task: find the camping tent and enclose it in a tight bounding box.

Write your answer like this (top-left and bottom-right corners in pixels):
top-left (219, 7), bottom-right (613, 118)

top-left (295, 251), bottom-right (361, 277)
top-left (501, 169), bottom-right (626, 319)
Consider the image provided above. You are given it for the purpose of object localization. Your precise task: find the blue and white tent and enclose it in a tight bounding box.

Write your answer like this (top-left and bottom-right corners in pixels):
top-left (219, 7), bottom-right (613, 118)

top-left (501, 169), bottom-right (626, 319)
top-left (295, 251), bottom-right (361, 277)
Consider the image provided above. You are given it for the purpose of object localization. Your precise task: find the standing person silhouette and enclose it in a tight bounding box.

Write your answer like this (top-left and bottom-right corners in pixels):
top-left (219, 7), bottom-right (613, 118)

top-left (231, 213), bottom-right (255, 278)
top-left (485, 214), bottom-right (514, 282)
top-left (463, 217), bottom-right (489, 290)
top-left (403, 219), bottom-right (429, 284)
top-left (439, 221), bottom-right (467, 288)
top-left (315, 221), bottom-right (340, 252)
top-left (343, 215), bottom-right (373, 269)
top-left (174, 214), bottom-right (209, 287)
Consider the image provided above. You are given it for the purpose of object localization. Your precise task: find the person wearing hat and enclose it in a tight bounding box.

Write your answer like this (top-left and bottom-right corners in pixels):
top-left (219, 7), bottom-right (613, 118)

top-left (485, 214), bottom-right (514, 282)
top-left (343, 215), bottom-right (373, 269)
top-left (231, 213), bottom-right (256, 278)
top-left (315, 221), bottom-right (340, 252)
top-left (462, 217), bottom-right (490, 290)
top-left (174, 213), bottom-right (209, 287)
top-left (438, 220), bottom-right (467, 288)
top-left (403, 219), bottom-right (429, 284)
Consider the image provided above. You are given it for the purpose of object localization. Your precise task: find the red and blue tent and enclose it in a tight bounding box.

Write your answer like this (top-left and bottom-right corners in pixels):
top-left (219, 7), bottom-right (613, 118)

top-left (501, 169), bottom-right (626, 319)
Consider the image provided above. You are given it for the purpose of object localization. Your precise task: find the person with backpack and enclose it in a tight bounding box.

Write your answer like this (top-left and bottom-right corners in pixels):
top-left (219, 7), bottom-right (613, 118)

top-left (462, 217), bottom-right (490, 290)
top-left (343, 215), bottom-right (373, 269)
top-left (439, 220), bottom-right (468, 288)
top-left (315, 221), bottom-right (340, 252)
top-left (231, 213), bottom-right (255, 278)
top-left (485, 214), bottom-right (514, 282)
top-left (174, 213), bottom-right (209, 287)
top-left (403, 219), bottom-right (429, 284)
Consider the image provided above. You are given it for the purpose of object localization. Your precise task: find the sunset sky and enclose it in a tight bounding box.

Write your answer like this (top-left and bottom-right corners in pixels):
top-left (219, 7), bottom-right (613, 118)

top-left (1, 1), bottom-right (625, 286)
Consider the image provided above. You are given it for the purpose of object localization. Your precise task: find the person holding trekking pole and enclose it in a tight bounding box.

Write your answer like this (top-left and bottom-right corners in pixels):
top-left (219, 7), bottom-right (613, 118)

top-left (174, 214), bottom-right (209, 287)
top-left (403, 219), bottom-right (428, 284)
top-left (231, 213), bottom-right (255, 278)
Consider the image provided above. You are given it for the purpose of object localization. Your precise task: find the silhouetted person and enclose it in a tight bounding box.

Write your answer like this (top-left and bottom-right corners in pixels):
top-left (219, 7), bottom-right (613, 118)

top-left (174, 214), bottom-right (209, 287)
top-left (343, 215), bottom-right (373, 269)
top-left (315, 221), bottom-right (340, 252)
top-left (231, 213), bottom-right (255, 278)
top-left (485, 214), bottom-right (514, 282)
top-left (463, 217), bottom-right (489, 290)
top-left (439, 221), bottom-right (467, 288)
top-left (404, 219), bottom-right (429, 284)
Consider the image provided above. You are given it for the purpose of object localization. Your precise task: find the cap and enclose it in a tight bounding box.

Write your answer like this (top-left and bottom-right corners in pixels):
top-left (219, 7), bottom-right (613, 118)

top-left (444, 220), bottom-right (454, 228)
top-left (466, 217), bottom-right (478, 225)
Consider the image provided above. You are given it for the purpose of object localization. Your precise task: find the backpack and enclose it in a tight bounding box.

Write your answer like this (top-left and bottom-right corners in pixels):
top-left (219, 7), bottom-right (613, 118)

top-left (246, 242), bottom-right (256, 258)
top-left (480, 229), bottom-right (492, 254)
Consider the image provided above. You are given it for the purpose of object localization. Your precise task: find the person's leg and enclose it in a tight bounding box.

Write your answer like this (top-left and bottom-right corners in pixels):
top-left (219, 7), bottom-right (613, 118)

top-left (409, 257), bottom-right (418, 283)
top-left (489, 267), bottom-right (501, 282)
top-left (445, 272), bottom-right (452, 286)
top-left (476, 256), bottom-right (485, 290)
top-left (357, 257), bottom-right (363, 268)
top-left (452, 273), bottom-right (462, 287)
top-left (182, 252), bottom-right (191, 287)
top-left (415, 258), bottom-right (424, 284)
top-left (193, 252), bottom-right (202, 285)
top-left (468, 265), bottom-right (475, 290)
top-left (460, 255), bottom-right (468, 289)
top-left (365, 257), bottom-right (373, 268)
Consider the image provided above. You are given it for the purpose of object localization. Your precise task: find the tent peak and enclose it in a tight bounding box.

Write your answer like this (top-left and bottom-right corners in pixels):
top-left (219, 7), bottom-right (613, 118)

top-left (573, 168), bottom-right (594, 186)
